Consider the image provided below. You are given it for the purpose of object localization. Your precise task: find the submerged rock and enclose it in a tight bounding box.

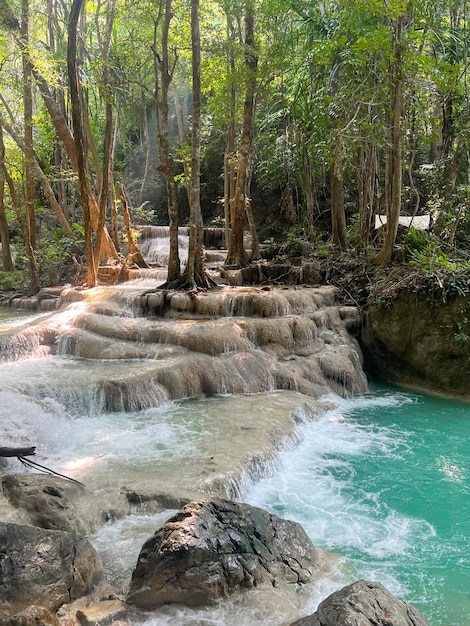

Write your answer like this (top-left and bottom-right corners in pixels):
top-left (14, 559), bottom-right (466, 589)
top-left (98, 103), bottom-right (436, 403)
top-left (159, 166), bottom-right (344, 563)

top-left (290, 579), bottom-right (429, 626)
top-left (127, 498), bottom-right (330, 609)
top-left (0, 522), bottom-right (102, 619)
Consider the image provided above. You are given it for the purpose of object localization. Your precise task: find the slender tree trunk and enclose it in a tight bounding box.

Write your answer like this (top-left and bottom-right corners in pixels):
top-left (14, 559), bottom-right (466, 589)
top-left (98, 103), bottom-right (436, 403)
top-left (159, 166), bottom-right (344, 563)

top-left (302, 145), bottom-right (315, 237)
top-left (245, 112), bottom-right (260, 260)
top-left (79, 84), bottom-right (103, 195)
top-left (118, 183), bottom-right (148, 267)
top-left (68, 0), bottom-right (96, 287)
top-left (0, 134), bottom-right (15, 271)
top-left (110, 120), bottom-right (120, 251)
top-left (173, 89), bottom-right (191, 206)
top-left (0, 106), bottom-right (73, 237)
top-left (21, 0), bottom-right (36, 250)
top-left (374, 13), bottom-right (408, 266)
top-left (330, 133), bottom-right (348, 248)
top-left (184, 0), bottom-right (205, 288)
top-left (226, 1), bottom-right (257, 267)
top-left (223, 14), bottom-right (237, 248)
top-left (0, 124), bottom-right (39, 289)
top-left (137, 98), bottom-right (152, 208)
top-left (93, 0), bottom-right (117, 267)
top-left (357, 142), bottom-right (378, 247)
top-left (153, 0), bottom-right (180, 283)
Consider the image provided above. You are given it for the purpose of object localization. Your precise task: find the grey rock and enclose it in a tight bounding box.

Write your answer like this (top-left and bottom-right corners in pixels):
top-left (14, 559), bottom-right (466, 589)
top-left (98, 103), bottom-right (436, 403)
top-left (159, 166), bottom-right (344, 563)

top-left (290, 580), bottom-right (429, 626)
top-left (2, 474), bottom-right (87, 534)
top-left (127, 498), bottom-right (326, 609)
top-left (0, 522), bottom-right (103, 619)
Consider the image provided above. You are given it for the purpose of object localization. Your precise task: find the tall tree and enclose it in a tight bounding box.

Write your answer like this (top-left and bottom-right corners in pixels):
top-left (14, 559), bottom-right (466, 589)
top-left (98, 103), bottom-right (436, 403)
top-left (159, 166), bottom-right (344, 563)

top-left (374, 7), bottom-right (411, 265)
top-left (68, 0), bottom-right (96, 286)
top-left (0, 123), bottom-right (40, 290)
top-left (226, 0), bottom-right (258, 266)
top-left (183, 0), bottom-right (211, 288)
top-left (21, 0), bottom-right (36, 250)
top-left (152, 0), bottom-right (181, 283)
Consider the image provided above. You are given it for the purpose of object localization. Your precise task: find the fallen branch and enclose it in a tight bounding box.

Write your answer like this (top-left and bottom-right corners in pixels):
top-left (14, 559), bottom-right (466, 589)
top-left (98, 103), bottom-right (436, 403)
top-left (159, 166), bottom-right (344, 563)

top-left (0, 445), bottom-right (85, 488)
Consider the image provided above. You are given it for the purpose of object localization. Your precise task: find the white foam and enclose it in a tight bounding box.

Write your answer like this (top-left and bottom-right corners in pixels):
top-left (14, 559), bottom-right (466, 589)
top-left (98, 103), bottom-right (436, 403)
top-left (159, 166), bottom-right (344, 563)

top-left (242, 393), bottom-right (433, 599)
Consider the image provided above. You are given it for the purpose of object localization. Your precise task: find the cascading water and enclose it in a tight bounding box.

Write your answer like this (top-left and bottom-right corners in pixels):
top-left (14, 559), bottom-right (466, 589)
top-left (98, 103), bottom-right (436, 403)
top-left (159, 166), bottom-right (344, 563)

top-left (1, 230), bottom-right (468, 625)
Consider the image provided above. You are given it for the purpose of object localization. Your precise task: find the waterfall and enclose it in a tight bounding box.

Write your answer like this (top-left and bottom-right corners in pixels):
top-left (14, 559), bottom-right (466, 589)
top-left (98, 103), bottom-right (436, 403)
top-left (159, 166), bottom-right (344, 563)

top-left (0, 234), bottom-right (376, 626)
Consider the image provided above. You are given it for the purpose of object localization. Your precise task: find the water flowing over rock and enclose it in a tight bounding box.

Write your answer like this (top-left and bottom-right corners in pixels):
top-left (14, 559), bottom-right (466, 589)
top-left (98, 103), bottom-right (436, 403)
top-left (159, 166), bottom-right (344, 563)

top-left (2, 285), bottom-right (366, 411)
top-left (0, 522), bottom-right (103, 619)
top-left (127, 498), bottom-right (330, 610)
top-left (289, 580), bottom-right (429, 626)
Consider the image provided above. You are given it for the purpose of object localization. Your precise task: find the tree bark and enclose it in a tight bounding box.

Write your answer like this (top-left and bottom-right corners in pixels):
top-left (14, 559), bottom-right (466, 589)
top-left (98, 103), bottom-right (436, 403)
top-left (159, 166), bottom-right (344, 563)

top-left (0, 124), bottom-right (39, 290)
top-left (330, 133), bottom-right (348, 248)
top-left (226, 1), bottom-right (257, 267)
top-left (374, 13), bottom-right (408, 266)
top-left (153, 0), bottom-right (181, 283)
top-left (173, 89), bottom-right (191, 206)
top-left (68, 0), bottom-right (96, 287)
top-left (356, 142), bottom-right (378, 247)
top-left (0, 108), bottom-right (74, 237)
top-left (0, 137), bottom-right (15, 272)
top-left (185, 0), bottom-right (205, 287)
top-left (223, 14), bottom-right (237, 248)
top-left (21, 0), bottom-right (36, 250)
top-left (118, 183), bottom-right (148, 267)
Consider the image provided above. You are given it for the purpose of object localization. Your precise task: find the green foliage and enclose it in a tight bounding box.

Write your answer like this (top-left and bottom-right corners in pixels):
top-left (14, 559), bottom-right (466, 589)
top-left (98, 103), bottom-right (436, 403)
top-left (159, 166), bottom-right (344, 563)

top-left (36, 225), bottom-right (84, 285)
top-left (0, 270), bottom-right (30, 291)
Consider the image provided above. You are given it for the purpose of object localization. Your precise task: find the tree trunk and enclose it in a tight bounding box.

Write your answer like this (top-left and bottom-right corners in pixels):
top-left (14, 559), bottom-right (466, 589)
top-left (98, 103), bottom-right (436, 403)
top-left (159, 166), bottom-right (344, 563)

top-left (153, 0), bottom-right (181, 283)
top-left (330, 133), bottom-right (348, 248)
top-left (173, 89), bottom-right (191, 206)
top-left (68, 0), bottom-right (96, 287)
top-left (0, 137), bottom-right (15, 272)
top-left (226, 1), bottom-right (257, 267)
top-left (138, 97), bottom-right (152, 208)
top-left (223, 14), bottom-right (237, 248)
top-left (0, 124), bottom-right (39, 290)
top-left (374, 13), bottom-right (408, 266)
top-left (185, 0), bottom-right (205, 287)
top-left (0, 109), bottom-right (74, 237)
top-left (21, 0), bottom-right (36, 250)
top-left (93, 0), bottom-right (117, 267)
top-left (356, 142), bottom-right (378, 247)
top-left (110, 120), bottom-right (120, 251)
top-left (118, 184), bottom-right (148, 267)
top-left (245, 124), bottom-right (260, 260)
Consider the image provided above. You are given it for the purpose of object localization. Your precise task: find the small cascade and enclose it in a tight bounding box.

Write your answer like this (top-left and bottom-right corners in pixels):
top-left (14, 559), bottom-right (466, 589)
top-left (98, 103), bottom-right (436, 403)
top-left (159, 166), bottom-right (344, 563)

top-left (138, 226), bottom-right (190, 267)
top-left (0, 330), bottom-right (48, 362)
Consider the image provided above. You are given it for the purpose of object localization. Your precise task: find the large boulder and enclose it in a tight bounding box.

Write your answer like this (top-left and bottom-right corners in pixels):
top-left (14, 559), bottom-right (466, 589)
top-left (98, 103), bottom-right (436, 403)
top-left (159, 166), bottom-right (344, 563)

top-left (361, 292), bottom-right (470, 398)
top-left (127, 498), bottom-right (329, 609)
top-left (290, 580), bottom-right (429, 626)
top-left (0, 522), bottom-right (103, 619)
